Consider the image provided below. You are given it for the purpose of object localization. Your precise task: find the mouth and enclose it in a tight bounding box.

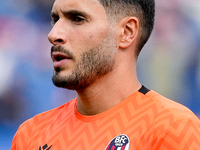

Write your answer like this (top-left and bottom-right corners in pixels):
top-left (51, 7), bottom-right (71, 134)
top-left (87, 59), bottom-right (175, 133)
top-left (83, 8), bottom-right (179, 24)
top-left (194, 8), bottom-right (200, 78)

top-left (52, 52), bottom-right (71, 62)
top-left (52, 52), bottom-right (72, 68)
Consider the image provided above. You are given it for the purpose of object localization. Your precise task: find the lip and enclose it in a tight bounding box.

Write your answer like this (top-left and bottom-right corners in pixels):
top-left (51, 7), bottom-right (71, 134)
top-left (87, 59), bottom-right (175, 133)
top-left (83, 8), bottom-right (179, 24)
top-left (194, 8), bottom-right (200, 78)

top-left (52, 52), bottom-right (71, 68)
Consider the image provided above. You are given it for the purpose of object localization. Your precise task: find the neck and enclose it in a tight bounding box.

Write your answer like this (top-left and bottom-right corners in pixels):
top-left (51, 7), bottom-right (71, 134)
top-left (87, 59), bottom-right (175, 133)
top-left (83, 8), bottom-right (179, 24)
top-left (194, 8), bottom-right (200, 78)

top-left (76, 63), bottom-right (141, 116)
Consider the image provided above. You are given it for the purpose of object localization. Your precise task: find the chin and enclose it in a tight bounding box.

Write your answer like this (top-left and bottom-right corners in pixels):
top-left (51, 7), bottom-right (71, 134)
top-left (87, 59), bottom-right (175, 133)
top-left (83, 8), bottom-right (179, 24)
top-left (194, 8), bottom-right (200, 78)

top-left (51, 73), bottom-right (87, 91)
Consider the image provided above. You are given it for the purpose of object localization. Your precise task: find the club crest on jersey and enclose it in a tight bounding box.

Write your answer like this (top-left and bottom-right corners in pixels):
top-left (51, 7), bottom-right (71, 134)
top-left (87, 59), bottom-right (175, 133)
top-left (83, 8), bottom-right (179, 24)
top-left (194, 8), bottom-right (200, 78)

top-left (105, 134), bottom-right (130, 150)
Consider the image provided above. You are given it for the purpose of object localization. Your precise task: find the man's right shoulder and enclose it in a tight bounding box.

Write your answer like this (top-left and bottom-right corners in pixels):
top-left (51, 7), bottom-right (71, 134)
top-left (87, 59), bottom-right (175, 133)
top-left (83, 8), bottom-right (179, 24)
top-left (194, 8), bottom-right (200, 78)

top-left (18, 99), bottom-right (76, 132)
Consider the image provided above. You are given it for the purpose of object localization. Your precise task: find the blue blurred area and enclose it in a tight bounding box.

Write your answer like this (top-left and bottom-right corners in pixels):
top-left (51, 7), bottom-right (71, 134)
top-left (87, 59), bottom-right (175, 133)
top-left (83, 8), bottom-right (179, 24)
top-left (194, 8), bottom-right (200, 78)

top-left (0, 0), bottom-right (200, 149)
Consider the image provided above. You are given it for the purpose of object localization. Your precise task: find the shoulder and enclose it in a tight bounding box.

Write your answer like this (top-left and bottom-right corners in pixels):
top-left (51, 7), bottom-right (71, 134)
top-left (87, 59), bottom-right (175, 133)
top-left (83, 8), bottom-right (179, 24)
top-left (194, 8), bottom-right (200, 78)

top-left (142, 89), bottom-right (200, 149)
top-left (133, 87), bottom-right (198, 121)
top-left (15, 99), bottom-right (76, 138)
top-left (142, 89), bottom-right (198, 120)
top-left (11, 99), bottom-right (76, 149)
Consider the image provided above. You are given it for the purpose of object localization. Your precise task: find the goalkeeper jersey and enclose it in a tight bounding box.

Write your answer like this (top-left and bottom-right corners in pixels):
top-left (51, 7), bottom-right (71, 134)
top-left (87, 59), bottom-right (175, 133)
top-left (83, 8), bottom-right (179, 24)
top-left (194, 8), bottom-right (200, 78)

top-left (11, 86), bottom-right (200, 150)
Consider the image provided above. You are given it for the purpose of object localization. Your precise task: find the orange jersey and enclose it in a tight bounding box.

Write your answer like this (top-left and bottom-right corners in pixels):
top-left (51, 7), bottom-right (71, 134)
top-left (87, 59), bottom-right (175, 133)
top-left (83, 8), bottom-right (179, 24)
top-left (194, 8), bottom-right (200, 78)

top-left (11, 86), bottom-right (200, 150)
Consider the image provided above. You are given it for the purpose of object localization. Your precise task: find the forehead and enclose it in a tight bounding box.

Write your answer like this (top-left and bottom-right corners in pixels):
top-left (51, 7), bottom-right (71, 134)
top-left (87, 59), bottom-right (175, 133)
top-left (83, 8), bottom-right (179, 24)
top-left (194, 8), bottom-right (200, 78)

top-left (52, 0), bottom-right (105, 15)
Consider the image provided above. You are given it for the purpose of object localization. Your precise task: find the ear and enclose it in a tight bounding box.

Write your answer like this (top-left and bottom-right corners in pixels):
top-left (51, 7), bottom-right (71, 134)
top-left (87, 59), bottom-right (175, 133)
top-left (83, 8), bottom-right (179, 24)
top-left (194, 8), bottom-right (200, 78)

top-left (119, 17), bottom-right (139, 49)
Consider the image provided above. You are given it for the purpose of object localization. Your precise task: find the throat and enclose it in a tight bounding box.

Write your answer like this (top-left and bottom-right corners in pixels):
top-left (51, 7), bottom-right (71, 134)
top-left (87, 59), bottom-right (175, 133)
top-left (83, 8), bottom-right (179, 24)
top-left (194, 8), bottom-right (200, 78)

top-left (76, 96), bottom-right (103, 116)
top-left (76, 91), bottom-right (123, 116)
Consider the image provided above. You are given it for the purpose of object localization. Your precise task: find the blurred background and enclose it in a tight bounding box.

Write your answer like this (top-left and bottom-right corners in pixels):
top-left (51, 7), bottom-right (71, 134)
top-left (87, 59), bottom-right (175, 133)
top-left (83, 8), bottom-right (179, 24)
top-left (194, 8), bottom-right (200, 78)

top-left (0, 0), bottom-right (200, 149)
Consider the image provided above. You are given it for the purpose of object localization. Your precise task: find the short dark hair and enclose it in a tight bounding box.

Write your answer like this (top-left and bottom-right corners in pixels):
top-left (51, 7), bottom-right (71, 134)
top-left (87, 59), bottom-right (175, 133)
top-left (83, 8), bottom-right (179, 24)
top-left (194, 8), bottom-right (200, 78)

top-left (98, 0), bottom-right (155, 56)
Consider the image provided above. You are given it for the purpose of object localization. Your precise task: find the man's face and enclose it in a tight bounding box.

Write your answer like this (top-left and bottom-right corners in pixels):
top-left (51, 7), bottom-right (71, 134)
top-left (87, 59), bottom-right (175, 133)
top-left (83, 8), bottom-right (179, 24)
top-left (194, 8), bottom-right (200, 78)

top-left (48, 0), bottom-right (117, 90)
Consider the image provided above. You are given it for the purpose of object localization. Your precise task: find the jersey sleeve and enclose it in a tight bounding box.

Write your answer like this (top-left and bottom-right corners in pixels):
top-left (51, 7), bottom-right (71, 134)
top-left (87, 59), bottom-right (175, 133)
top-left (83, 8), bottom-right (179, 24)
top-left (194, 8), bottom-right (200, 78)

top-left (10, 121), bottom-right (29, 150)
top-left (153, 118), bottom-right (200, 150)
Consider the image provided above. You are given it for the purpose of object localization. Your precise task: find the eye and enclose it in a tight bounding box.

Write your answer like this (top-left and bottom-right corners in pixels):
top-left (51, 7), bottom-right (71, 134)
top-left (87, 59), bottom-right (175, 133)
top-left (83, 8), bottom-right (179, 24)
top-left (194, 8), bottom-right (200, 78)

top-left (51, 16), bottom-right (59, 26)
top-left (73, 16), bottom-right (85, 22)
top-left (62, 10), bottom-right (89, 25)
top-left (71, 15), bottom-right (86, 24)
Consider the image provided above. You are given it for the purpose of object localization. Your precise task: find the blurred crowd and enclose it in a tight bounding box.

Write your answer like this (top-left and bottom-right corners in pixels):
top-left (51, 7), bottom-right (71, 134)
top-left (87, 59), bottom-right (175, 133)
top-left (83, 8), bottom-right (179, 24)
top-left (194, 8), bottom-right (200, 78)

top-left (0, 0), bottom-right (200, 149)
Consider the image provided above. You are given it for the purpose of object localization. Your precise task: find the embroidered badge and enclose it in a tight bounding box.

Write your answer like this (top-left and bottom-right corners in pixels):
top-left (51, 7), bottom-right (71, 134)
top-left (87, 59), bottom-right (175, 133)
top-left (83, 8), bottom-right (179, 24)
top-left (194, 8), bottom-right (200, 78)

top-left (105, 134), bottom-right (130, 150)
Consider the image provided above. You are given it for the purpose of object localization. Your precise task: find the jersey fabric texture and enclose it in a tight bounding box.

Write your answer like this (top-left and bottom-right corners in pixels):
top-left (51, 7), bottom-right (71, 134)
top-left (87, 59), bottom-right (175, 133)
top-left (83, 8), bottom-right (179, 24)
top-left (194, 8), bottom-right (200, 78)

top-left (11, 86), bottom-right (200, 150)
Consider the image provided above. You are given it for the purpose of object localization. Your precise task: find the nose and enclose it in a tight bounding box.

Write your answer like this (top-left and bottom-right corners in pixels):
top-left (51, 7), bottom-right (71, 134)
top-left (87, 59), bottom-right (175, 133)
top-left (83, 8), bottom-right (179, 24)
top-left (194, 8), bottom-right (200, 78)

top-left (48, 21), bottom-right (67, 45)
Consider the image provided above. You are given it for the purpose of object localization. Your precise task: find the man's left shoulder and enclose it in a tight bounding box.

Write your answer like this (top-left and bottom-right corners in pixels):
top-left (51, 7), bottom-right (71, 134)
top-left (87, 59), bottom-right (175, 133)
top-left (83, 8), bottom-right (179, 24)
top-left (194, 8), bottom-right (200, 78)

top-left (140, 89), bottom-right (200, 127)
top-left (147, 90), bottom-right (200, 129)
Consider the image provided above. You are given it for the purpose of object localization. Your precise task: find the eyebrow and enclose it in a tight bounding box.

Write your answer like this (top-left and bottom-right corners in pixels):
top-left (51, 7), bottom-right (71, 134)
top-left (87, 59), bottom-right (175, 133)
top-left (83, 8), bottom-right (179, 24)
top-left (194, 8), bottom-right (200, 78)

top-left (51, 10), bottom-right (90, 18)
top-left (62, 10), bottom-right (89, 17)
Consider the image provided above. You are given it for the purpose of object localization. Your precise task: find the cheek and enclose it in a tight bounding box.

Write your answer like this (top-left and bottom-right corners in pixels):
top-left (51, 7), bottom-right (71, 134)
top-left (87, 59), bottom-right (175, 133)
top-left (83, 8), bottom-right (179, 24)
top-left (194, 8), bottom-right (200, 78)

top-left (68, 25), bottom-right (109, 56)
top-left (85, 28), bottom-right (109, 48)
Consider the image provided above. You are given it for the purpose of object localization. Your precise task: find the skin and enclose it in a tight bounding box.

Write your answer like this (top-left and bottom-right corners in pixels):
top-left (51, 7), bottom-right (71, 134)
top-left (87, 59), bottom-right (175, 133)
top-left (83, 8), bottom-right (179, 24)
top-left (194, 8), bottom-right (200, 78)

top-left (48, 0), bottom-right (141, 116)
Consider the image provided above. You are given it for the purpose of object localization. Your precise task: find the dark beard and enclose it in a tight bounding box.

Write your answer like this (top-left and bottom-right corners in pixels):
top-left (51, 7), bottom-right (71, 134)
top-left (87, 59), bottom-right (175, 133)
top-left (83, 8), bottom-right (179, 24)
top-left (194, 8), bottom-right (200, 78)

top-left (52, 45), bottom-right (116, 90)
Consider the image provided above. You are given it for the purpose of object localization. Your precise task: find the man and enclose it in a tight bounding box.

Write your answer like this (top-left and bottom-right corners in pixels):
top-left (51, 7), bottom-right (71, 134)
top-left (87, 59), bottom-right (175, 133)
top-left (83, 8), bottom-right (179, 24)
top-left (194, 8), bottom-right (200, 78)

top-left (11, 0), bottom-right (200, 149)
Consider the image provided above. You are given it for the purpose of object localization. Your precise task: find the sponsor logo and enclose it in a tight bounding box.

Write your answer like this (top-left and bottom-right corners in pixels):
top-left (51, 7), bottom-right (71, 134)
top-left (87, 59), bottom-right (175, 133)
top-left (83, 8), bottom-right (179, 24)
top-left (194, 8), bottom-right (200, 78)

top-left (105, 134), bottom-right (130, 150)
top-left (39, 144), bottom-right (52, 150)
